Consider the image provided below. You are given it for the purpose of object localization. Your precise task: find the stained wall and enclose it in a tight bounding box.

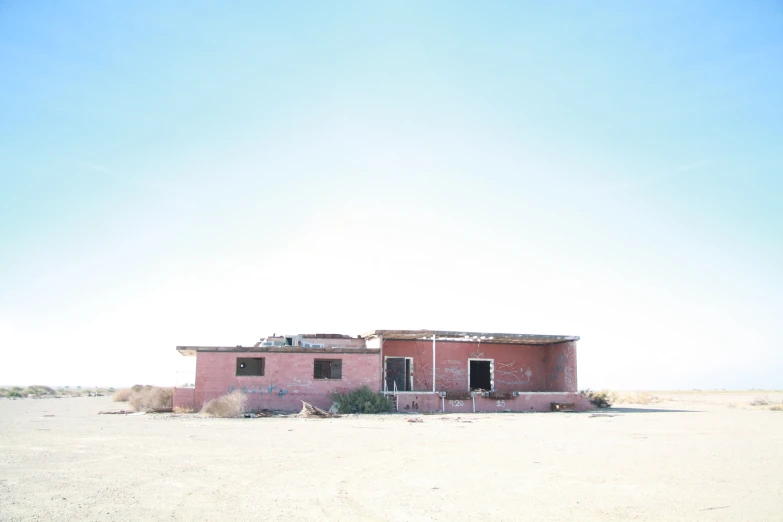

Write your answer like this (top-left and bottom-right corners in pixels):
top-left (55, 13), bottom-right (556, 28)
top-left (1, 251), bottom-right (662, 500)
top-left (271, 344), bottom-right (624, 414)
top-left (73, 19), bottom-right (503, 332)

top-left (381, 339), bottom-right (577, 392)
top-left (188, 351), bottom-right (380, 411)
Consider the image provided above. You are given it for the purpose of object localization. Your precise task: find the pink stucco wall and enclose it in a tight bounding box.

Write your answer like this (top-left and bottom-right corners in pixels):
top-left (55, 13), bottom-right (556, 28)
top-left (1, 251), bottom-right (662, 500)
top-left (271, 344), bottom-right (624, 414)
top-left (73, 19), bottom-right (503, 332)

top-left (546, 341), bottom-right (578, 392)
top-left (392, 391), bottom-right (593, 413)
top-left (173, 387), bottom-right (195, 410)
top-left (381, 340), bottom-right (577, 393)
top-left (190, 351), bottom-right (381, 412)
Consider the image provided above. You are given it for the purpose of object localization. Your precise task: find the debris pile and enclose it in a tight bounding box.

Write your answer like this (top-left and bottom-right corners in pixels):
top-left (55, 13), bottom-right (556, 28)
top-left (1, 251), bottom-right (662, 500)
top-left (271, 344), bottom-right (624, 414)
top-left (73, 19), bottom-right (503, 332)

top-left (300, 401), bottom-right (340, 418)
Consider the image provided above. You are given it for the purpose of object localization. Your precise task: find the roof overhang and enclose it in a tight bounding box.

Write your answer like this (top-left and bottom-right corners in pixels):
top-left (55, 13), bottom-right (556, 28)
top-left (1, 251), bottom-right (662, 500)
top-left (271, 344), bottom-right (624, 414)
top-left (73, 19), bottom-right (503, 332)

top-left (361, 330), bottom-right (579, 345)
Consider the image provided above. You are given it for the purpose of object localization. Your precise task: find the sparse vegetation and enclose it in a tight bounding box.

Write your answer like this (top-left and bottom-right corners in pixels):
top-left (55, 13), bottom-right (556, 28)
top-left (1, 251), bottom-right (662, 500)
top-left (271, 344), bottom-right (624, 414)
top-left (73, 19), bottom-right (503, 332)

top-left (129, 387), bottom-right (173, 412)
top-left (112, 389), bottom-right (133, 402)
top-left (201, 391), bottom-right (247, 418)
top-left (22, 385), bottom-right (57, 397)
top-left (173, 406), bottom-right (195, 413)
top-left (580, 389), bottom-right (614, 408)
top-left (750, 396), bottom-right (783, 411)
top-left (618, 391), bottom-right (661, 405)
top-left (330, 386), bottom-right (392, 414)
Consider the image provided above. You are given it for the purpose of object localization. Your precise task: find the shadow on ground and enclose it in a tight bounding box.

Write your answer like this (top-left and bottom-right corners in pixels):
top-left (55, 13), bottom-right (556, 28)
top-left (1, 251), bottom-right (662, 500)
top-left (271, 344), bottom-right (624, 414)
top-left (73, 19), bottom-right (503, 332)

top-left (604, 407), bottom-right (701, 413)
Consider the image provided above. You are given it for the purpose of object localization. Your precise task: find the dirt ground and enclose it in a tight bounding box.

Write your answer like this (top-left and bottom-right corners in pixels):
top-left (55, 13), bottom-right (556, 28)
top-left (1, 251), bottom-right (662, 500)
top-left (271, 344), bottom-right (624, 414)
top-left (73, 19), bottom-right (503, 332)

top-left (1, 392), bottom-right (782, 521)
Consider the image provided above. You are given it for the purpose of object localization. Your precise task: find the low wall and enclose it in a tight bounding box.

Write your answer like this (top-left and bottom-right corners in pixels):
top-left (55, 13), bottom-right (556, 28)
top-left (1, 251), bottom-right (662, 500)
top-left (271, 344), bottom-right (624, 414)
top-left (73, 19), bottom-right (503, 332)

top-left (173, 387), bottom-right (195, 410)
top-left (392, 392), bottom-right (593, 413)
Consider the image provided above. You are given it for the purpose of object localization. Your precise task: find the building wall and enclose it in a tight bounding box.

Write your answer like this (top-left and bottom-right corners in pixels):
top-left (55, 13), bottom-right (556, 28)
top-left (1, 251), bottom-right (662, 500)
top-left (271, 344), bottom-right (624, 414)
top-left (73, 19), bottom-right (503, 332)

top-left (173, 387), bottom-right (195, 410)
top-left (393, 392), bottom-right (593, 413)
top-left (191, 351), bottom-right (380, 411)
top-left (381, 339), bottom-right (576, 392)
top-left (546, 341), bottom-right (578, 392)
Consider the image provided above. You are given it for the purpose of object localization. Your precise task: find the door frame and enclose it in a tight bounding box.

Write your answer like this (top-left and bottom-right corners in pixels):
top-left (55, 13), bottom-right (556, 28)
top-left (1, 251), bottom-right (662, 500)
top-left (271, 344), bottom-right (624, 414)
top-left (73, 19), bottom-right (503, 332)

top-left (384, 356), bottom-right (413, 392)
top-left (467, 358), bottom-right (494, 392)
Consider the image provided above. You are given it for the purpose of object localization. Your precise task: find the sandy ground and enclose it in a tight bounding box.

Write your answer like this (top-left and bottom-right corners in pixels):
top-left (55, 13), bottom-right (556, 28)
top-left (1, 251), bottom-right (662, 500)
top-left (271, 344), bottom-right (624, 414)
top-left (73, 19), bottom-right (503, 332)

top-left (1, 392), bottom-right (782, 521)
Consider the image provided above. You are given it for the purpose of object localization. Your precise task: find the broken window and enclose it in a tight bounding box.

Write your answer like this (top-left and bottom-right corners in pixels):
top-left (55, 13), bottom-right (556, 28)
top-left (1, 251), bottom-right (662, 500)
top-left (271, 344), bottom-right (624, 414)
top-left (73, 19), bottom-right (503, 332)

top-left (469, 360), bottom-right (493, 391)
top-left (314, 359), bottom-right (342, 380)
top-left (236, 358), bottom-right (265, 376)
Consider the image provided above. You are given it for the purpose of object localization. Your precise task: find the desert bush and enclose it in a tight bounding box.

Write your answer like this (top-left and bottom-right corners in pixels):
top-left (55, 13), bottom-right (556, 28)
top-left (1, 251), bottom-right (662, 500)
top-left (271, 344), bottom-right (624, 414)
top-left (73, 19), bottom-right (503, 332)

top-left (331, 386), bottom-right (392, 414)
top-left (769, 405), bottom-right (783, 412)
top-left (112, 389), bottom-right (133, 402)
top-left (201, 391), bottom-right (247, 418)
top-left (750, 397), bottom-right (770, 406)
top-left (129, 387), bottom-right (173, 412)
top-left (22, 385), bottom-right (57, 397)
top-left (6, 390), bottom-right (23, 398)
top-left (580, 389), bottom-right (614, 408)
top-left (173, 406), bottom-right (195, 414)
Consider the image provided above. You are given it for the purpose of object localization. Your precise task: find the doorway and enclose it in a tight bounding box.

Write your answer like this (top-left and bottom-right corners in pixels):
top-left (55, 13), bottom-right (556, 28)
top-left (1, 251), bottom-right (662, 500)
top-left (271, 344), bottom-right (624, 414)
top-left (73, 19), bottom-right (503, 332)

top-left (469, 359), bottom-right (493, 391)
top-left (385, 357), bottom-right (412, 391)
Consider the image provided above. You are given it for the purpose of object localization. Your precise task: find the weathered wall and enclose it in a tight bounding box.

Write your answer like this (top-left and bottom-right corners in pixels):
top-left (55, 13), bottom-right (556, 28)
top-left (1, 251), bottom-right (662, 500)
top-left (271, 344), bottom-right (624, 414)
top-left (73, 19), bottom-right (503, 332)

top-left (393, 392), bottom-right (593, 413)
top-left (193, 351), bottom-right (380, 411)
top-left (546, 341), bottom-right (578, 392)
top-left (173, 387), bottom-right (195, 410)
top-left (382, 339), bottom-right (576, 392)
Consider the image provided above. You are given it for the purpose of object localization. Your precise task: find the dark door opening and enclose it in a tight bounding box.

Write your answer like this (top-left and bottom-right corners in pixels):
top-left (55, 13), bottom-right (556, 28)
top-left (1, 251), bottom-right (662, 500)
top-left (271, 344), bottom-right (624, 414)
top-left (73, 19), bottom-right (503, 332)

top-left (386, 357), bottom-right (411, 391)
top-left (470, 360), bottom-right (492, 391)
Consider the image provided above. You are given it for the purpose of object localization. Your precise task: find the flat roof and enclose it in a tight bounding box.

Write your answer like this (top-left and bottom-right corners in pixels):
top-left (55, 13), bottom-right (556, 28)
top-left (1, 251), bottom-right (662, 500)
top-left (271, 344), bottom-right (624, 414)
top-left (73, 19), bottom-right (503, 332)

top-left (176, 346), bottom-right (379, 357)
top-left (362, 330), bottom-right (579, 345)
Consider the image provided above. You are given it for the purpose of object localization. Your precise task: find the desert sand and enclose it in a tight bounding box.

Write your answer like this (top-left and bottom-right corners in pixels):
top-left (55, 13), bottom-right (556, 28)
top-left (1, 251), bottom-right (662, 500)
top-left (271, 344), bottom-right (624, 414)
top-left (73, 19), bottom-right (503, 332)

top-left (1, 392), bottom-right (782, 521)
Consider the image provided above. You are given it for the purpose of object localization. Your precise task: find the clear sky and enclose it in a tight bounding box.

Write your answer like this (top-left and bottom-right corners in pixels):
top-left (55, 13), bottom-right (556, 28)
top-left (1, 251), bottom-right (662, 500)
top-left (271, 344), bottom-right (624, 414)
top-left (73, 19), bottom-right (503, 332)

top-left (1, 1), bottom-right (781, 389)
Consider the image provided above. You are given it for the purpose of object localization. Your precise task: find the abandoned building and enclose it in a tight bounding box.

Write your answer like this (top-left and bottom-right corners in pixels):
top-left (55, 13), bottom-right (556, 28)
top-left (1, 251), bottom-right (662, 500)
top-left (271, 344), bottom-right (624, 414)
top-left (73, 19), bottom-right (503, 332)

top-left (173, 330), bottom-right (592, 413)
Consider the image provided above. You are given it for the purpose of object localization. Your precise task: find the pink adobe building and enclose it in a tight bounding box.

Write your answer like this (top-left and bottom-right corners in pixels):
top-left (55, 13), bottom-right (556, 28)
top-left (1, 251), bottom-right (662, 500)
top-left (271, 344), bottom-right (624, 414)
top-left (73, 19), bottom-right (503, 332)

top-left (173, 330), bottom-right (593, 413)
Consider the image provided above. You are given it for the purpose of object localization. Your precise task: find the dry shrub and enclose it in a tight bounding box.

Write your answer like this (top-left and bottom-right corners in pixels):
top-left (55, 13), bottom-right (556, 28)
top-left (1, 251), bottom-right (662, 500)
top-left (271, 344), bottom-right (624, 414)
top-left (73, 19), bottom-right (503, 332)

top-left (173, 406), bottom-right (195, 413)
top-left (112, 389), bottom-right (133, 402)
top-left (200, 391), bottom-right (247, 418)
top-left (22, 385), bottom-right (57, 397)
top-left (330, 386), bottom-right (391, 414)
top-left (769, 405), bottom-right (783, 412)
top-left (627, 391), bottom-right (660, 405)
top-left (580, 389), bottom-right (614, 408)
top-left (750, 397), bottom-right (770, 406)
top-left (611, 391), bottom-right (661, 405)
top-left (129, 387), bottom-right (173, 412)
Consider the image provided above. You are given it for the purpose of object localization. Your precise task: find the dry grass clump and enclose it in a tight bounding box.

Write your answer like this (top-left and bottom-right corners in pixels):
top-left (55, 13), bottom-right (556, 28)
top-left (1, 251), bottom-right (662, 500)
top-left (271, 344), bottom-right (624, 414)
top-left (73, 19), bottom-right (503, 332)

top-left (22, 385), bottom-right (57, 397)
top-left (620, 391), bottom-right (661, 405)
top-left (128, 387), bottom-right (173, 412)
top-left (200, 391), bottom-right (247, 418)
top-left (580, 389), bottom-right (614, 408)
top-left (112, 389), bottom-right (133, 402)
top-left (750, 396), bottom-right (783, 411)
top-left (173, 406), bottom-right (195, 413)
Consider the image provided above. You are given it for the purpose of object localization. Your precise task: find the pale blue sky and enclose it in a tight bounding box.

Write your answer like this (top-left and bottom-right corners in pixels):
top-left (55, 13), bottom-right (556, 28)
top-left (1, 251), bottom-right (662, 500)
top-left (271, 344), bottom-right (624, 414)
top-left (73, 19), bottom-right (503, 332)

top-left (1, 1), bottom-right (781, 389)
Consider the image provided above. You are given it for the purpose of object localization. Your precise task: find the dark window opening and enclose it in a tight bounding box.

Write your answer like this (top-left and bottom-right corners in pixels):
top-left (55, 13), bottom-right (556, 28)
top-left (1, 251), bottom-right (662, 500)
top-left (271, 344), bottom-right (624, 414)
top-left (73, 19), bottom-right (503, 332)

top-left (236, 357), bottom-right (265, 376)
top-left (386, 357), bottom-right (412, 391)
top-left (314, 359), bottom-right (342, 380)
top-left (285, 337), bottom-right (294, 346)
top-left (470, 360), bottom-right (492, 391)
